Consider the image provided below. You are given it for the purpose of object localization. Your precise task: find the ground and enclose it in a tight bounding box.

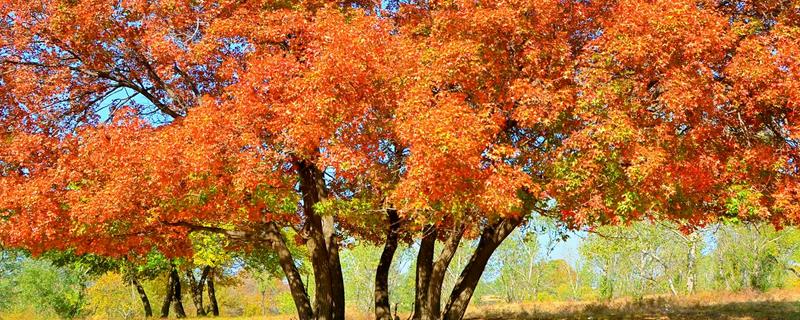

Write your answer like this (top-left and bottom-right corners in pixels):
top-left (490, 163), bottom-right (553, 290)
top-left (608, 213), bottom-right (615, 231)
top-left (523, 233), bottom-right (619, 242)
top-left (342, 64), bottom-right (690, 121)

top-left (461, 290), bottom-right (800, 320)
top-left (5, 290), bottom-right (799, 319)
top-left (211, 290), bottom-right (800, 320)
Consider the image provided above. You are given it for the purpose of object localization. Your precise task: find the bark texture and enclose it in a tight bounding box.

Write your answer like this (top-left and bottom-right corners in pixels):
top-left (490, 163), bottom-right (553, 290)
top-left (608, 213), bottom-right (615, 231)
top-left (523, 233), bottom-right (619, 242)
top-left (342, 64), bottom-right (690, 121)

top-left (132, 277), bottom-right (153, 317)
top-left (375, 209), bottom-right (400, 320)
top-left (207, 268), bottom-right (220, 316)
top-left (428, 223), bottom-right (465, 319)
top-left (298, 160), bottom-right (345, 320)
top-left (160, 267), bottom-right (175, 318)
top-left (263, 221), bottom-right (314, 320)
top-left (186, 267), bottom-right (209, 316)
top-left (171, 268), bottom-right (187, 318)
top-left (413, 225), bottom-right (437, 320)
top-left (442, 218), bottom-right (521, 320)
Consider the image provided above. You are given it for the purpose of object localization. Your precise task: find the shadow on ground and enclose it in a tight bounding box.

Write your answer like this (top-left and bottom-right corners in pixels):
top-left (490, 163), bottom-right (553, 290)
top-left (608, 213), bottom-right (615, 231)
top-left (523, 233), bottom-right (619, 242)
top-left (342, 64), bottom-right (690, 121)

top-left (464, 297), bottom-right (800, 320)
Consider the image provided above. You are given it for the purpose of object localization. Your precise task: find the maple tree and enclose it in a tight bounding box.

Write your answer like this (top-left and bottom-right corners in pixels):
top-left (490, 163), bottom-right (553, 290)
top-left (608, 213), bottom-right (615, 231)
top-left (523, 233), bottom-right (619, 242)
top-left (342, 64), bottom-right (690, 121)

top-left (1, 1), bottom-right (799, 320)
top-left (1, 1), bottom-right (401, 320)
top-left (552, 0), bottom-right (799, 230)
top-left (387, 1), bottom-right (602, 319)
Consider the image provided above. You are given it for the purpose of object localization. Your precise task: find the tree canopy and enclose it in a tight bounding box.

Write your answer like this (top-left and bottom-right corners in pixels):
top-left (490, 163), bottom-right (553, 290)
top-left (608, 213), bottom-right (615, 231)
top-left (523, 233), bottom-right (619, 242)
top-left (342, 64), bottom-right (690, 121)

top-left (1, 1), bottom-right (798, 320)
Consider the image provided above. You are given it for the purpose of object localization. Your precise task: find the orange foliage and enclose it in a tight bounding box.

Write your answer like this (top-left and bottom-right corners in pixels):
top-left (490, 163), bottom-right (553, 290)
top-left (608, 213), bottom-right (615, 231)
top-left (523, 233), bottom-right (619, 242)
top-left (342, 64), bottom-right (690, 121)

top-left (0, 0), bottom-right (798, 259)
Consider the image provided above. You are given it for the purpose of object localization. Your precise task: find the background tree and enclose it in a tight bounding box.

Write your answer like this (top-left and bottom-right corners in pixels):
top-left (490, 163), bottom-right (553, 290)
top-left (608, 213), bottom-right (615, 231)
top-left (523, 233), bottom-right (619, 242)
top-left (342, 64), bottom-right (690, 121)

top-left (710, 222), bottom-right (800, 292)
top-left (582, 223), bottom-right (698, 299)
top-left (486, 217), bottom-right (567, 303)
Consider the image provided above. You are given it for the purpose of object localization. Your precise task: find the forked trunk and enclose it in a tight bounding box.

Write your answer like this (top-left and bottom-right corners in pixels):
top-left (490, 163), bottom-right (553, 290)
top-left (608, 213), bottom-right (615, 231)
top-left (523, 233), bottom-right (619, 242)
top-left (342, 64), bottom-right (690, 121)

top-left (171, 268), bottom-right (187, 318)
top-left (186, 267), bottom-right (209, 316)
top-left (160, 267), bottom-right (175, 318)
top-left (375, 209), bottom-right (400, 320)
top-left (428, 223), bottom-right (465, 318)
top-left (411, 222), bottom-right (466, 320)
top-left (298, 160), bottom-right (345, 320)
top-left (441, 218), bottom-right (521, 320)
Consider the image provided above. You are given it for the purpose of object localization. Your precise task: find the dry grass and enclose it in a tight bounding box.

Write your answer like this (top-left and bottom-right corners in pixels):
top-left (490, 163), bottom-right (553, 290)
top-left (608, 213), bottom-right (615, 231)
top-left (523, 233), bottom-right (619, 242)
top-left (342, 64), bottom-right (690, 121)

top-left (4, 291), bottom-right (799, 320)
top-left (463, 289), bottom-right (800, 320)
top-left (210, 290), bottom-right (800, 320)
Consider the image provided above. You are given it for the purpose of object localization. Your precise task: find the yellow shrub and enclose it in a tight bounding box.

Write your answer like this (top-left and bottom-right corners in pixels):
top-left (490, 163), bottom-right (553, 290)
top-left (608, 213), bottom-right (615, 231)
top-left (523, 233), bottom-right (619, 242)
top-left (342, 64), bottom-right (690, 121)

top-left (86, 273), bottom-right (143, 320)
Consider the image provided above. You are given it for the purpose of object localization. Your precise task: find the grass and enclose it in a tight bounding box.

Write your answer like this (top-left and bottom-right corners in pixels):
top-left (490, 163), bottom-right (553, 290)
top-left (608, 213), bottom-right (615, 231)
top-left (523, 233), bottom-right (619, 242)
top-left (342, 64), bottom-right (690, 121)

top-left (3, 290), bottom-right (799, 319)
top-left (461, 289), bottom-right (800, 320)
top-left (203, 289), bottom-right (800, 319)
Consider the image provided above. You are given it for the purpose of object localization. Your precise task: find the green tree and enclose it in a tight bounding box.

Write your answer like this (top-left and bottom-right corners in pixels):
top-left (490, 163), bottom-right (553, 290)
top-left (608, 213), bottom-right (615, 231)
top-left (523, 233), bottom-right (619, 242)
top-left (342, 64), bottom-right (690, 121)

top-left (581, 223), bottom-right (697, 299)
top-left (11, 259), bottom-right (88, 319)
top-left (480, 217), bottom-right (573, 303)
top-left (711, 223), bottom-right (800, 292)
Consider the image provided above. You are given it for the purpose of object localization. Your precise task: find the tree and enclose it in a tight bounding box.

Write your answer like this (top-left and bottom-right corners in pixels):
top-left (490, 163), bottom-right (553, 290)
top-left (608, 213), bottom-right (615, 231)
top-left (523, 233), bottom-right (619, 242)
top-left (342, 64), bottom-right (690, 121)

top-left (554, 0), bottom-right (799, 305)
top-left (1, 2), bottom-right (399, 320)
top-left (2, 1), bottom-right (799, 320)
top-left (2, 257), bottom-right (90, 319)
top-left (161, 263), bottom-right (187, 318)
top-left (553, 0), bottom-right (799, 230)
top-left (390, 1), bottom-right (604, 317)
top-left (183, 231), bottom-right (234, 317)
top-left (710, 222), bottom-right (800, 292)
top-left (582, 223), bottom-right (698, 299)
top-left (239, 229), bottom-right (312, 315)
top-left (484, 217), bottom-right (567, 303)
top-left (44, 250), bottom-right (172, 318)
top-left (86, 272), bottom-right (146, 320)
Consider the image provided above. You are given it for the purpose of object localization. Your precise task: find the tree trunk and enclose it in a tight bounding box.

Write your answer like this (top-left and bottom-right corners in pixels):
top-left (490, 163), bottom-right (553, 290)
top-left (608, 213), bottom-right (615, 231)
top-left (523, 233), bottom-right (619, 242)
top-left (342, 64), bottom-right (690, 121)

top-left (325, 213), bottom-right (346, 320)
top-left (206, 267), bottom-right (220, 316)
top-left (298, 160), bottom-right (345, 320)
top-left (375, 209), bottom-right (400, 320)
top-left (413, 225), bottom-right (437, 320)
top-left (307, 213), bottom-right (335, 320)
top-left (442, 218), bottom-right (521, 320)
top-left (172, 268), bottom-right (187, 318)
top-left (186, 268), bottom-right (208, 316)
top-left (428, 223), bottom-right (464, 319)
top-left (686, 232), bottom-right (698, 294)
top-left (132, 277), bottom-right (153, 317)
top-left (160, 267), bottom-right (175, 318)
top-left (411, 222), bottom-right (465, 320)
top-left (262, 221), bottom-right (314, 320)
